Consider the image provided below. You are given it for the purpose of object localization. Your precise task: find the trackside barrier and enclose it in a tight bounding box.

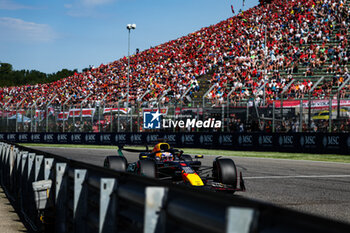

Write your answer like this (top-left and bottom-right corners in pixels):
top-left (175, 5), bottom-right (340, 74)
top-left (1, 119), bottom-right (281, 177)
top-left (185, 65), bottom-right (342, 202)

top-left (1, 132), bottom-right (350, 155)
top-left (1, 142), bottom-right (350, 233)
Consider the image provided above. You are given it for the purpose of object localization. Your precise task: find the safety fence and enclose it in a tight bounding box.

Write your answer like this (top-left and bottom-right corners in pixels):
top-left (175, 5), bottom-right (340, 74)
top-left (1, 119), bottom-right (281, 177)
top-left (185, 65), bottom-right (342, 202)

top-left (1, 132), bottom-right (350, 155)
top-left (1, 142), bottom-right (350, 233)
top-left (2, 99), bottom-right (350, 134)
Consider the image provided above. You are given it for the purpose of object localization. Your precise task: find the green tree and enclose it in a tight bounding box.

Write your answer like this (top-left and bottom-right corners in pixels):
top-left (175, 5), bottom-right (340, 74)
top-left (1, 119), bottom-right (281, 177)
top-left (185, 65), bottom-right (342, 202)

top-left (0, 63), bottom-right (14, 86)
top-left (0, 63), bottom-right (78, 87)
top-left (0, 63), bottom-right (13, 73)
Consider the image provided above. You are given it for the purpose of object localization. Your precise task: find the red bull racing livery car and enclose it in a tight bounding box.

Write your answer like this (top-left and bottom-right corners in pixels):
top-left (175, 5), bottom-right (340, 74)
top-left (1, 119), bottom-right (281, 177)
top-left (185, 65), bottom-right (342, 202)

top-left (104, 142), bottom-right (245, 194)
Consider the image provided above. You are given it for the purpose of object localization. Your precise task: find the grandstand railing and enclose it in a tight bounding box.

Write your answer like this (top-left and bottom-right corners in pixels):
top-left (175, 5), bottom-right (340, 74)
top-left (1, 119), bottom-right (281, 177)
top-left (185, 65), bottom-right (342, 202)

top-left (1, 99), bottom-right (350, 134)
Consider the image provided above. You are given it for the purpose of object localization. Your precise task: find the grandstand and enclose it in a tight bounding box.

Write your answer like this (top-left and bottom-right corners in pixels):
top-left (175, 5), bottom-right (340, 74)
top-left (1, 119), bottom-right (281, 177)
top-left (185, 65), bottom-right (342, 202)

top-left (0, 0), bottom-right (349, 133)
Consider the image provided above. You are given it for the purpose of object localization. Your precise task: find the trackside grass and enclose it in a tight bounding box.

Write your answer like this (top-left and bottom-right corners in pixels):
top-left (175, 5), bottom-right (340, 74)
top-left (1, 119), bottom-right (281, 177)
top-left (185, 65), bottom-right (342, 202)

top-left (19, 143), bottom-right (350, 163)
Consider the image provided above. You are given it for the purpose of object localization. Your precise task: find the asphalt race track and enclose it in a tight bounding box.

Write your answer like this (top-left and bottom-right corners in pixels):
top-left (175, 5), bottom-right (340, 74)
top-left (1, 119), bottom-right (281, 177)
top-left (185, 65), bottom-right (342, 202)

top-left (29, 146), bottom-right (350, 224)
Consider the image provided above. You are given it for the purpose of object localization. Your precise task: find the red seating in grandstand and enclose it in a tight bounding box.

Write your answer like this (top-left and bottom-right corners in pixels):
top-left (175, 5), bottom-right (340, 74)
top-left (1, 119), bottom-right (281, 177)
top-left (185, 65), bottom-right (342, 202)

top-left (0, 0), bottom-right (349, 109)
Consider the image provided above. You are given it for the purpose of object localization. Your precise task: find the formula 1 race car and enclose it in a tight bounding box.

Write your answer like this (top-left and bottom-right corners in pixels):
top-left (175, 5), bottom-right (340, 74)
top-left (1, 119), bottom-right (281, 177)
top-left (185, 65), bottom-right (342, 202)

top-left (103, 142), bottom-right (245, 193)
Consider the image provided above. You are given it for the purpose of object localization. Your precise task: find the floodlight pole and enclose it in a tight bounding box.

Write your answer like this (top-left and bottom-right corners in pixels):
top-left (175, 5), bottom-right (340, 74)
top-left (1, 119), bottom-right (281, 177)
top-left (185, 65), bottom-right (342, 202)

top-left (127, 23), bottom-right (136, 132)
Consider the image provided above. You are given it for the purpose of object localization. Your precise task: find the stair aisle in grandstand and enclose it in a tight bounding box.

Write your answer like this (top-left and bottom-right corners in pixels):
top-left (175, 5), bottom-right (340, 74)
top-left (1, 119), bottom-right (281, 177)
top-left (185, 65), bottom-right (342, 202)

top-left (0, 187), bottom-right (27, 232)
top-left (191, 72), bottom-right (213, 105)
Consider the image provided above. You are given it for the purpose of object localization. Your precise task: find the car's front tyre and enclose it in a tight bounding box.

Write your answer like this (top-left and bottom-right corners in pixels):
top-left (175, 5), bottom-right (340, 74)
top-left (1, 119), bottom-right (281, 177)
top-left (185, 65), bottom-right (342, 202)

top-left (104, 156), bottom-right (128, 172)
top-left (213, 158), bottom-right (237, 189)
top-left (137, 160), bottom-right (157, 178)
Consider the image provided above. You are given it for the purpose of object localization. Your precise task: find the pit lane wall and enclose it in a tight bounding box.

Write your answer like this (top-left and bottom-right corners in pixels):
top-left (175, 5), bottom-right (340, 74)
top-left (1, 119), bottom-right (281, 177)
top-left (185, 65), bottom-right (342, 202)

top-left (1, 141), bottom-right (350, 233)
top-left (0, 132), bottom-right (349, 155)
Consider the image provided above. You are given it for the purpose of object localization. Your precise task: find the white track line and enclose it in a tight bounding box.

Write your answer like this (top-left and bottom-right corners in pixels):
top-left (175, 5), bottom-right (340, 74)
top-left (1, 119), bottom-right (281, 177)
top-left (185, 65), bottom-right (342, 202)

top-left (202, 154), bottom-right (350, 165)
top-left (244, 175), bottom-right (350, 180)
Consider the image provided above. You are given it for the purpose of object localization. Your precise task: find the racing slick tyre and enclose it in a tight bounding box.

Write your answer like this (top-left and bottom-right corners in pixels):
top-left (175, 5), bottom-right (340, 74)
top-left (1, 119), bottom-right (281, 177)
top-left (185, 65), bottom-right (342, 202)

top-left (181, 154), bottom-right (193, 162)
top-left (137, 160), bottom-right (157, 178)
top-left (213, 159), bottom-right (237, 188)
top-left (104, 156), bottom-right (127, 172)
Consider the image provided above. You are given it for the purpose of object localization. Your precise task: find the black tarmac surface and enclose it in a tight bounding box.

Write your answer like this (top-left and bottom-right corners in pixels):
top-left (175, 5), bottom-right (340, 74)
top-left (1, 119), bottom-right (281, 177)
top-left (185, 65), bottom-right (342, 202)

top-left (30, 146), bottom-right (350, 224)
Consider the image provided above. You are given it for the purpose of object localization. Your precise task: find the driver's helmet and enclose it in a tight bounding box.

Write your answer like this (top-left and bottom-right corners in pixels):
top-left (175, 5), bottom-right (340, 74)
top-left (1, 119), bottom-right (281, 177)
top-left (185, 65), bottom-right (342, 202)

top-left (153, 143), bottom-right (171, 161)
top-left (152, 143), bottom-right (170, 152)
top-left (159, 152), bottom-right (174, 162)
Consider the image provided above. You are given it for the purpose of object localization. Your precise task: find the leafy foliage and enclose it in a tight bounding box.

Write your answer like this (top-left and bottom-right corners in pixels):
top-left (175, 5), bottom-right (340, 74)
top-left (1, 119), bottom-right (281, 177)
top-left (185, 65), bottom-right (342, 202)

top-left (0, 63), bottom-right (78, 87)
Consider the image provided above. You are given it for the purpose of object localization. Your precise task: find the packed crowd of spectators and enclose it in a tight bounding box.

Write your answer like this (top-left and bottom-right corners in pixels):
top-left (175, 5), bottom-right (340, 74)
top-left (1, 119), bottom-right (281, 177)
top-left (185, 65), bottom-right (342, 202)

top-left (205, 0), bottom-right (350, 106)
top-left (0, 0), bottom-right (349, 114)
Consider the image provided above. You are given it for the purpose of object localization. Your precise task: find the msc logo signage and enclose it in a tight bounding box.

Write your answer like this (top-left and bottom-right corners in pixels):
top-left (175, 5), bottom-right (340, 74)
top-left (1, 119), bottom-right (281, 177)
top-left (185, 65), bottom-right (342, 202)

top-left (238, 135), bottom-right (253, 146)
top-left (258, 135), bottom-right (273, 146)
top-left (146, 134), bottom-right (159, 144)
top-left (323, 136), bottom-right (339, 147)
top-left (58, 134), bottom-right (68, 142)
top-left (200, 135), bottom-right (213, 145)
top-left (300, 136), bottom-right (316, 147)
top-left (279, 135), bottom-right (294, 146)
top-left (100, 134), bottom-right (111, 143)
top-left (219, 135), bottom-right (233, 146)
top-left (85, 134), bottom-right (96, 143)
top-left (31, 134), bottom-right (41, 142)
top-left (44, 134), bottom-right (54, 142)
top-left (7, 134), bottom-right (16, 141)
top-left (164, 134), bottom-right (176, 143)
top-left (143, 111), bottom-right (162, 129)
top-left (181, 135), bottom-right (195, 145)
top-left (130, 134), bottom-right (142, 144)
top-left (115, 134), bottom-right (127, 144)
top-left (71, 134), bottom-right (82, 143)
top-left (19, 134), bottom-right (28, 141)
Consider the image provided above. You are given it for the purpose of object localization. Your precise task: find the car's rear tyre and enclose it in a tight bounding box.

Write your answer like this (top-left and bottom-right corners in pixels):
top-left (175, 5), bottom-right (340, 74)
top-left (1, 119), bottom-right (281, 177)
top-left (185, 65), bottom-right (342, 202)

top-left (181, 154), bottom-right (193, 162)
top-left (213, 159), bottom-right (237, 188)
top-left (137, 160), bottom-right (157, 178)
top-left (104, 156), bottom-right (127, 172)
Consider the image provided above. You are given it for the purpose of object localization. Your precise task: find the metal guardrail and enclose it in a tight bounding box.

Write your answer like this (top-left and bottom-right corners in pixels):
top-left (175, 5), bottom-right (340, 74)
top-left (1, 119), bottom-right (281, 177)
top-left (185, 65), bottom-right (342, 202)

top-left (1, 141), bottom-right (350, 233)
